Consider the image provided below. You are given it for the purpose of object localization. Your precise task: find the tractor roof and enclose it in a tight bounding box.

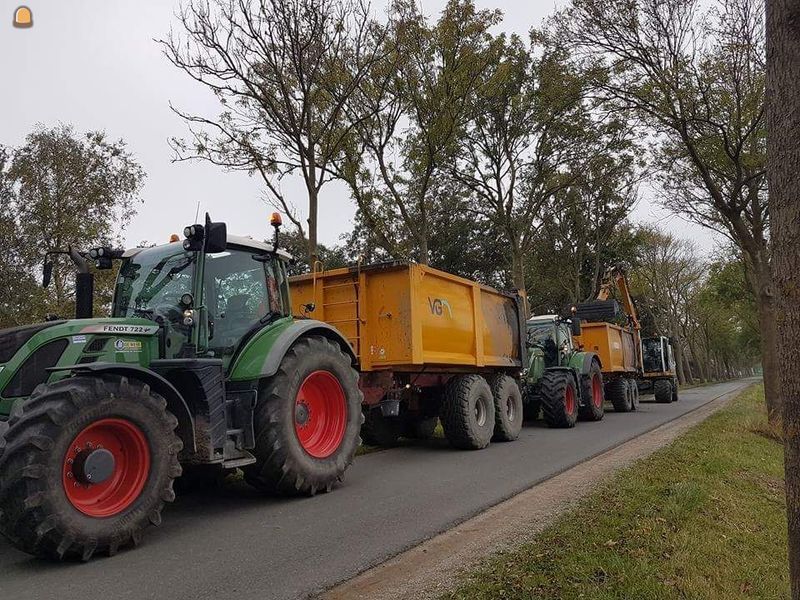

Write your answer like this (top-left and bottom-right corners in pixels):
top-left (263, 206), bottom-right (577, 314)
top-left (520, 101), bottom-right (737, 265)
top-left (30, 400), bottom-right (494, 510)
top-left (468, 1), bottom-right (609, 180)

top-left (123, 234), bottom-right (292, 260)
top-left (527, 314), bottom-right (559, 324)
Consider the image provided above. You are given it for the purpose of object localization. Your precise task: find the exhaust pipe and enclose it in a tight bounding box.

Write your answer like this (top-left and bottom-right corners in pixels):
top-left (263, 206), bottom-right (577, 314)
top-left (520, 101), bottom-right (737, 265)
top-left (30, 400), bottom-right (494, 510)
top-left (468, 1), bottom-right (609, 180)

top-left (69, 247), bottom-right (93, 319)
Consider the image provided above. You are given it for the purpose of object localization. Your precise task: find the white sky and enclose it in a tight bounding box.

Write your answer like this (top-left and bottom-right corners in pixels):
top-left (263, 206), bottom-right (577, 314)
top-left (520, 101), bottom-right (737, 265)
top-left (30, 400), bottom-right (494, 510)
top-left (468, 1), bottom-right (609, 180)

top-left (1, 1), bottom-right (718, 254)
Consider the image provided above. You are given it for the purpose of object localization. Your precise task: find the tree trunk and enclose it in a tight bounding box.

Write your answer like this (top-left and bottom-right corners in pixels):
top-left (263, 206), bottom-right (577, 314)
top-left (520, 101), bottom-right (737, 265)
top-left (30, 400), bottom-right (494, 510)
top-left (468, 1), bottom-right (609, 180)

top-left (757, 286), bottom-right (781, 422)
top-left (672, 330), bottom-right (687, 385)
top-left (767, 0), bottom-right (800, 596)
top-left (307, 185), bottom-right (319, 266)
top-left (511, 250), bottom-right (529, 316)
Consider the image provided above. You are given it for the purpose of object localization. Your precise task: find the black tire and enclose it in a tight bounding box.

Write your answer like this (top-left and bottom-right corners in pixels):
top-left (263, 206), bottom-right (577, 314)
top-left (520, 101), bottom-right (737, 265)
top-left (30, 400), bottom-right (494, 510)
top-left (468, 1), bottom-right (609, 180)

top-left (578, 361), bottom-right (605, 422)
top-left (541, 370), bottom-right (579, 428)
top-left (362, 407), bottom-right (403, 446)
top-left (607, 378), bottom-right (632, 412)
top-left (0, 375), bottom-right (182, 560)
top-left (488, 374), bottom-right (523, 442)
top-left (440, 375), bottom-right (495, 450)
top-left (630, 380), bottom-right (639, 411)
top-left (672, 379), bottom-right (680, 402)
top-left (244, 335), bottom-right (362, 496)
top-left (653, 379), bottom-right (672, 403)
top-left (403, 415), bottom-right (439, 440)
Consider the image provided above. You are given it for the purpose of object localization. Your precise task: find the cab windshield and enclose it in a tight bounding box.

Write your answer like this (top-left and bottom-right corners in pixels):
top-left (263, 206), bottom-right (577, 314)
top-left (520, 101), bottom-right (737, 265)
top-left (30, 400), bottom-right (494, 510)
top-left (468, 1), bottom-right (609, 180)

top-left (526, 321), bottom-right (556, 346)
top-left (112, 246), bottom-right (195, 320)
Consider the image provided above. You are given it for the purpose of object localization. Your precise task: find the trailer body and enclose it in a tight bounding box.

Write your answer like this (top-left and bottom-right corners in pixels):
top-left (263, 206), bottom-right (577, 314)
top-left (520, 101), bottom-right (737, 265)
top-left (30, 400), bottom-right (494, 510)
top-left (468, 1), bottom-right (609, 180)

top-left (575, 321), bottom-right (639, 374)
top-left (289, 262), bottom-right (525, 374)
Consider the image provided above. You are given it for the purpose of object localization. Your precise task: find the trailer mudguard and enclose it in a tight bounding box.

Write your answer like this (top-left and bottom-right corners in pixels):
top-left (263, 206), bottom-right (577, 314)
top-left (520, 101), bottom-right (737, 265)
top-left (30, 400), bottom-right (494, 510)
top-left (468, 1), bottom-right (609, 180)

top-left (51, 362), bottom-right (196, 453)
top-left (227, 318), bottom-right (357, 382)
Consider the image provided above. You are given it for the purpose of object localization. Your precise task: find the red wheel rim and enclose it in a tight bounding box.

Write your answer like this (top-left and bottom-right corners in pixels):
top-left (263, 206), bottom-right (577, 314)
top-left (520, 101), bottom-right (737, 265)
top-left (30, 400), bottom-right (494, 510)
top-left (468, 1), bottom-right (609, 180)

top-left (62, 418), bottom-right (150, 517)
top-left (565, 384), bottom-right (576, 415)
top-left (294, 371), bottom-right (347, 459)
top-left (592, 374), bottom-right (603, 408)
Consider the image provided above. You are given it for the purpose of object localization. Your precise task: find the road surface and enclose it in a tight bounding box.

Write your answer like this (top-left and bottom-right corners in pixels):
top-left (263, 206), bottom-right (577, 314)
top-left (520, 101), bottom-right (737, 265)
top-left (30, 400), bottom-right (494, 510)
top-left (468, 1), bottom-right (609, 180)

top-left (0, 379), bottom-right (754, 600)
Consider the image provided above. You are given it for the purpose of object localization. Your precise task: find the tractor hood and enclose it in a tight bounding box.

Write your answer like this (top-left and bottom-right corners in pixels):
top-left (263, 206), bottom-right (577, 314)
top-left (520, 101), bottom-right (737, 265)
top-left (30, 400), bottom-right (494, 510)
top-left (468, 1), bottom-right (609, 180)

top-left (0, 317), bottom-right (160, 417)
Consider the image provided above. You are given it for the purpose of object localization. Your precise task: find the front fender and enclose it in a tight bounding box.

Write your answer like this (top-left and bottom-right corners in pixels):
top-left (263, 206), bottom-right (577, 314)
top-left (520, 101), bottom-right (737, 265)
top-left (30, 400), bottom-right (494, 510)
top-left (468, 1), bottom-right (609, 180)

top-left (228, 318), bottom-right (356, 382)
top-left (52, 362), bottom-right (196, 453)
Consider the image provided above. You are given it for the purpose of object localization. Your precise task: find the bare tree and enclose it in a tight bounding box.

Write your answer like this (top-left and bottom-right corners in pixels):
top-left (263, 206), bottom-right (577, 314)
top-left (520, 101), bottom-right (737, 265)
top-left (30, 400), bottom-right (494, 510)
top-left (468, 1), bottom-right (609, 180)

top-left (161, 0), bottom-right (386, 263)
top-left (766, 0), bottom-right (800, 594)
top-left (557, 0), bottom-right (778, 421)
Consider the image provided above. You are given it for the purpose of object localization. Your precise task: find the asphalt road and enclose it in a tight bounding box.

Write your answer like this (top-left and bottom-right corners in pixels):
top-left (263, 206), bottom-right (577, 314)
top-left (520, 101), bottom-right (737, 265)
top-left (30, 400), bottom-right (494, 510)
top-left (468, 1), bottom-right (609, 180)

top-left (0, 378), bottom-right (755, 600)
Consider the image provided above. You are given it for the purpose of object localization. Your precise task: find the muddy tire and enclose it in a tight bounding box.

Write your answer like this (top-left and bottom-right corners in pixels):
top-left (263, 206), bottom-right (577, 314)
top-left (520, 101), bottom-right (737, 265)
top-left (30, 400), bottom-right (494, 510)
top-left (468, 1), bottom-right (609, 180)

top-left (362, 407), bottom-right (403, 446)
top-left (244, 336), bottom-right (362, 496)
top-left (488, 374), bottom-right (523, 442)
top-left (541, 370), bottom-right (579, 428)
top-left (578, 361), bottom-right (605, 422)
top-left (653, 379), bottom-right (672, 403)
top-left (607, 378), bottom-right (632, 412)
top-left (672, 379), bottom-right (680, 402)
top-left (440, 375), bottom-right (494, 450)
top-left (0, 375), bottom-right (182, 560)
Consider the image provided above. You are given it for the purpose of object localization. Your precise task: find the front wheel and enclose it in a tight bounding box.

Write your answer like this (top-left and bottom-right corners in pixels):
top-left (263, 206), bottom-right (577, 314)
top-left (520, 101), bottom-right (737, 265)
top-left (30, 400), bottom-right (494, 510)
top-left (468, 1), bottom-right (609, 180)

top-left (0, 375), bottom-right (182, 560)
top-left (541, 370), bottom-right (579, 428)
top-left (244, 335), bottom-right (362, 496)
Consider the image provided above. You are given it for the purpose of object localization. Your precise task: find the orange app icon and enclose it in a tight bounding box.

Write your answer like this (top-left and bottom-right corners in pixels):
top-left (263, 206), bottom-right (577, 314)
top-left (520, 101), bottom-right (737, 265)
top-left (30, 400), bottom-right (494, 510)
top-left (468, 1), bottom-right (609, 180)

top-left (13, 6), bottom-right (33, 28)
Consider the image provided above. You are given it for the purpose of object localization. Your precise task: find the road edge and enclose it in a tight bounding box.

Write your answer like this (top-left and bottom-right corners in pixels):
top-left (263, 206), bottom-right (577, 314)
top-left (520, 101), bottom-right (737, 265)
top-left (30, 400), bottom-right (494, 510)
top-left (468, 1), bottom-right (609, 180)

top-left (322, 380), bottom-right (758, 600)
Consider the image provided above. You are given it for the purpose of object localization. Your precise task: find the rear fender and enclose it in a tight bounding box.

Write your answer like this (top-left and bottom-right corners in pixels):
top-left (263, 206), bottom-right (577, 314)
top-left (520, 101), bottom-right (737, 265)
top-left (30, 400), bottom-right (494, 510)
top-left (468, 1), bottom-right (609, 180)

top-left (52, 362), bottom-right (196, 453)
top-left (228, 319), bottom-right (356, 382)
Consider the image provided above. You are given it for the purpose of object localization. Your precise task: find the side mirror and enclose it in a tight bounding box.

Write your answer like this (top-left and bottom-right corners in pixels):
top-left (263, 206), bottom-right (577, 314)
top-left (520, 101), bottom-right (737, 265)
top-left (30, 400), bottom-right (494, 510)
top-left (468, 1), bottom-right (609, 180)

top-left (570, 318), bottom-right (582, 337)
top-left (204, 213), bottom-right (227, 254)
top-left (42, 260), bottom-right (53, 288)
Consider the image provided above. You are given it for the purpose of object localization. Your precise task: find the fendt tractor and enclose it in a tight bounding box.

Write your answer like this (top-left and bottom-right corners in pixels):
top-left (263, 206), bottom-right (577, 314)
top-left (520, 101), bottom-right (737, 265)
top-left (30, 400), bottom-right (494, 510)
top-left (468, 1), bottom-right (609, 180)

top-left (640, 336), bottom-right (680, 403)
top-left (572, 265), bottom-right (644, 412)
top-left (0, 214), bottom-right (364, 560)
top-left (523, 315), bottom-right (605, 427)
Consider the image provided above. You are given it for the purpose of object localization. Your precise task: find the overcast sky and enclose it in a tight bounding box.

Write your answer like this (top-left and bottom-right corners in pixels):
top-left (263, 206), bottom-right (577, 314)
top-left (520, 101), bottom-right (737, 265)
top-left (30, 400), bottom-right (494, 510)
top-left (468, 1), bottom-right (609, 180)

top-left (2, 0), bottom-right (718, 253)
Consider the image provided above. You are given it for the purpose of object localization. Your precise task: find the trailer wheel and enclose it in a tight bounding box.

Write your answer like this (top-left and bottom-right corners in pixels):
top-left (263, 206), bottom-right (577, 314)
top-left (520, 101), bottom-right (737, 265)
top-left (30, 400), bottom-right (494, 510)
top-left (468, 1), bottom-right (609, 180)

top-left (488, 374), bottom-right (523, 442)
top-left (404, 416), bottom-right (439, 440)
top-left (653, 379), bottom-right (672, 403)
top-left (523, 390), bottom-right (541, 422)
top-left (630, 380), bottom-right (640, 411)
top-left (607, 378), bottom-right (632, 412)
top-left (541, 370), bottom-right (579, 428)
top-left (245, 335), bottom-right (362, 496)
top-left (672, 378), bottom-right (680, 402)
top-left (440, 375), bottom-right (494, 450)
top-left (0, 375), bottom-right (181, 560)
top-left (578, 361), bottom-right (605, 422)
top-left (362, 407), bottom-right (403, 447)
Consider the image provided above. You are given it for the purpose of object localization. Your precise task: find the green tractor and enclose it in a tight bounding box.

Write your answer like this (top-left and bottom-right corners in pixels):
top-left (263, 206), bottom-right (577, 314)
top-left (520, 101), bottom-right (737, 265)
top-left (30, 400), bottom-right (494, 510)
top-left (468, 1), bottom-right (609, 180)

top-left (523, 315), bottom-right (604, 427)
top-left (0, 214), bottom-right (363, 560)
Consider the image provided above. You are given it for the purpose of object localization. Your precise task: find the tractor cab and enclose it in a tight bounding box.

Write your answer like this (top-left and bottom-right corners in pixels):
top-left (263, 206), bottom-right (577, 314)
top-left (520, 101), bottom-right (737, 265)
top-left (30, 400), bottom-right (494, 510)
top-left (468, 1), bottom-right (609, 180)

top-left (526, 315), bottom-right (577, 368)
top-left (111, 234), bottom-right (292, 370)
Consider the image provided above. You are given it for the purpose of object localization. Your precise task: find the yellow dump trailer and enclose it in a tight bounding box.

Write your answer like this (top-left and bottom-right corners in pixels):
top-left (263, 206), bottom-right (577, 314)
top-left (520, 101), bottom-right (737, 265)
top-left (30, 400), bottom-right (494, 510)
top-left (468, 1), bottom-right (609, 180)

top-left (289, 262), bottom-right (527, 450)
top-left (575, 322), bottom-right (639, 374)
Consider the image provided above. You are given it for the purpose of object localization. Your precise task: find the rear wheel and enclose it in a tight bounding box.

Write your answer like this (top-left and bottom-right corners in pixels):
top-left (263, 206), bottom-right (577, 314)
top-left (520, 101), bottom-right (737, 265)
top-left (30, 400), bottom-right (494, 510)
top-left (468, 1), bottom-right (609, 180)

top-left (440, 375), bottom-right (494, 450)
top-left (672, 378), bottom-right (680, 402)
top-left (488, 374), bottom-right (523, 442)
top-left (0, 375), bottom-right (181, 560)
top-left (630, 380), bottom-right (640, 411)
top-left (578, 361), bottom-right (605, 422)
top-left (541, 370), bottom-right (579, 428)
top-left (653, 379), bottom-right (672, 403)
top-left (607, 378), bottom-right (632, 412)
top-left (245, 336), bottom-right (362, 496)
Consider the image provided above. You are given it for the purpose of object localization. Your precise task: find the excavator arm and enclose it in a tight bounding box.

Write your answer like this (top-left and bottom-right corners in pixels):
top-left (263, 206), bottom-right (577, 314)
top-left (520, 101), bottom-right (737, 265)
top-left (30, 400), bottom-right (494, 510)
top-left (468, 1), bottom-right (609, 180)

top-left (597, 265), bottom-right (640, 331)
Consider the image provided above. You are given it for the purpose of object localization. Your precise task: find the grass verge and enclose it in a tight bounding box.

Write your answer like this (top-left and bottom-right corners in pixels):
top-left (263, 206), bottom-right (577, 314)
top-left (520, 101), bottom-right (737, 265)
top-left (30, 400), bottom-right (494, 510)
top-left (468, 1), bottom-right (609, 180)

top-left (446, 385), bottom-right (788, 600)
